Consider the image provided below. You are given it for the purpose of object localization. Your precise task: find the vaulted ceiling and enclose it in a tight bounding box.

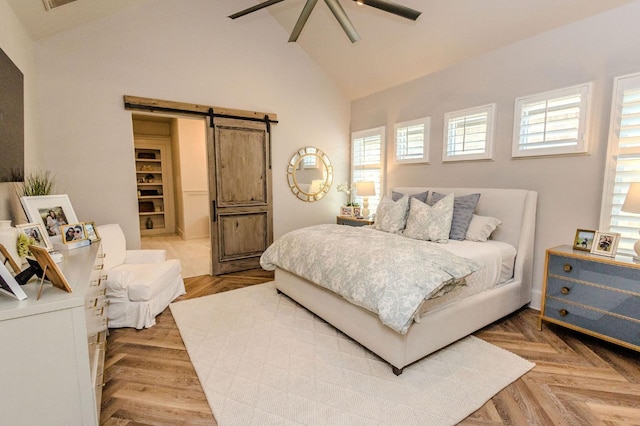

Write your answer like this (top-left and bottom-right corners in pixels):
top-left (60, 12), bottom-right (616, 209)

top-left (7, 0), bottom-right (636, 99)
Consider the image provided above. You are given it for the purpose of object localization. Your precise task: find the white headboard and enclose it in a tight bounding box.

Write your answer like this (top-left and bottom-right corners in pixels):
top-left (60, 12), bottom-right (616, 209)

top-left (392, 187), bottom-right (538, 303)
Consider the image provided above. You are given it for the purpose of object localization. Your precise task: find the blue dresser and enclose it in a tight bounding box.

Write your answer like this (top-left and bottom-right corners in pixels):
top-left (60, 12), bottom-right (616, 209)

top-left (539, 245), bottom-right (640, 351)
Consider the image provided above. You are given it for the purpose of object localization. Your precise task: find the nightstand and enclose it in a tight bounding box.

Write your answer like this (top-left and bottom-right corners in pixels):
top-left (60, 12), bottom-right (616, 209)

top-left (336, 216), bottom-right (374, 227)
top-left (539, 245), bottom-right (640, 352)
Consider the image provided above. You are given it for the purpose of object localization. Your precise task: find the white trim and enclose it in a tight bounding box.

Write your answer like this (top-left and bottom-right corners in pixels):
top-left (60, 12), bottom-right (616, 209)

top-left (394, 117), bottom-right (430, 164)
top-left (599, 73), bottom-right (640, 258)
top-left (351, 126), bottom-right (385, 211)
top-left (443, 104), bottom-right (495, 162)
top-left (512, 82), bottom-right (592, 158)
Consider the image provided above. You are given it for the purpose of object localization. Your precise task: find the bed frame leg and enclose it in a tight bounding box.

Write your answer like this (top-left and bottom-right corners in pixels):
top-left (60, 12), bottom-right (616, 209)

top-left (392, 366), bottom-right (403, 376)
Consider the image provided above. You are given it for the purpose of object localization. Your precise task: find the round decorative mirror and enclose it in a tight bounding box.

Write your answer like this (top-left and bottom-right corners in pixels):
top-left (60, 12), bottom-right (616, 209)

top-left (286, 147), bottom-right (333, 202)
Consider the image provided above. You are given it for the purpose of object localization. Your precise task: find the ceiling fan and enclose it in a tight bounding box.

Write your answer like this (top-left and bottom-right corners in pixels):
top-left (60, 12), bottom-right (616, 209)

top-left (229, 0), bottom-right (421, 43)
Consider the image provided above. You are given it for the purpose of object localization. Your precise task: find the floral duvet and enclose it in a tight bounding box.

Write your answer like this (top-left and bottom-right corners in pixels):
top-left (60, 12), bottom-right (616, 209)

top-left (260, 224), bottom-right (480, 334)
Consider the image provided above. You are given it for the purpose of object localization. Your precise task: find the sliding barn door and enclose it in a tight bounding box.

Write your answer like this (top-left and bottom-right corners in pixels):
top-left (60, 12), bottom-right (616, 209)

top-left (208, 116), bottom-right (273, 275)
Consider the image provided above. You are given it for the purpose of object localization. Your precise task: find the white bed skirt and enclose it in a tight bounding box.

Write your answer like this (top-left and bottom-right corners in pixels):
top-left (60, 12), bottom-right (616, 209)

top-left (276, 269), bottom-right (527, 371)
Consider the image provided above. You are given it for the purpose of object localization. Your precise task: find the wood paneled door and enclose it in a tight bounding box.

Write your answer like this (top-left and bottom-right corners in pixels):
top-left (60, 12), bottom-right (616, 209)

top-left (208, 116), bottom-right (273, 275)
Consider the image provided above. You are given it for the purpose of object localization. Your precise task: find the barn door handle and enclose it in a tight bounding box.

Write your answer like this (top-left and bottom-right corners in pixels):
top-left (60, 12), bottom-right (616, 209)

top-left (212, 200), bottom-right (217, 222)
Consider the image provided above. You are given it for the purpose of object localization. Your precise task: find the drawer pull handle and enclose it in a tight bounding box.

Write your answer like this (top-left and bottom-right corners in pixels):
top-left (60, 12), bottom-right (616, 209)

top-left (561, 287), bottom-right (570, 295)
top-left (559, 308), bottom-right (569, 317)
top-left (563, 264), bottom-right (572, 272)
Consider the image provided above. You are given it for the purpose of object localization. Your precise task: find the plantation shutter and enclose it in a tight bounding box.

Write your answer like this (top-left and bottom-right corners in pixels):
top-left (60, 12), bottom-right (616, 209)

top-left (513, 83), bottom-right (591, 157)
top-left (352, 127), bottom-right (385, 213)
top-left (443, 104), bottom-right (495, 161)
top-left (395, 118), bottom-right (429, 163)
top-left (601, 73), bottom-right (640, 255)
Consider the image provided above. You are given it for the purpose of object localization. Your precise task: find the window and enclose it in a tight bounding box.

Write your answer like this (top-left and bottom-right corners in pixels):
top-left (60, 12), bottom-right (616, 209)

top-left (443, 104), bottom-right (495, 162)
top-left (351, 126), bottom-right (385, 213)
top-left (513, 83), bottom-right (591, 158)
top-left (302, 151), bottom-right (317, 168)
top-left (600, 73), bottom-right (640, 256)
top-left (394, 117), bottom-right (430, 163)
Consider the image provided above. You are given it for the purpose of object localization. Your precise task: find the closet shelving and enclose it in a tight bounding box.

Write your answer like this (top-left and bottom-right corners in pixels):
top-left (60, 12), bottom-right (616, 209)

top-left (135, 140), bottom-right (175, 235)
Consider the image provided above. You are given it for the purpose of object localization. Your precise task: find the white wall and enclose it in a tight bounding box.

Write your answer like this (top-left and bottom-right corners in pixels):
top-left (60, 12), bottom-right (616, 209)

top-left (30, 0), bottom-right (350, 248)
top-left (0, 0), bottom-right (43, 219)
top-left (174, 117), bottom-right (208, 239)
top-left (351, 1), bottom-right (640, 309)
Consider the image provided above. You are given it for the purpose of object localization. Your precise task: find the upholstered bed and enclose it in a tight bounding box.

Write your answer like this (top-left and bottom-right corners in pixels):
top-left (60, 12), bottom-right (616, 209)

top-left (263, 187), bottom-right (537, 374)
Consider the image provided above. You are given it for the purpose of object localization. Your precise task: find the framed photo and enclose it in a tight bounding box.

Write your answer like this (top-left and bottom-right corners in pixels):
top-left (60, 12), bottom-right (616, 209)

top-left (340, 205), bottom-right (355, 217)
top-left (0, 243), bottom-right (21, 274)
top-left (0, 261), bottom-right (27, 300)
top-left (591, 231), bottom-right (620, 257)
top-left (28, 244), bottom-right (72, 294)
top-left (16, 223), bottom-right (52, 252)
top-left (83, 222), bottom-right (100, 242)
top-left (573, 229), bottom-right (596, 252)
top-left (339, 206), bottom-right (362, 218)
top-left (21, 195), bottom-right (78, 243)
top-left (61, 223), bottom-right (87, 244)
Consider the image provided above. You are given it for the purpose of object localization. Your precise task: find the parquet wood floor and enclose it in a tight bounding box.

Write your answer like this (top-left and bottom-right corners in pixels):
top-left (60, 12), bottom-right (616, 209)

top-left (102, 271), bottom-right (640, 425)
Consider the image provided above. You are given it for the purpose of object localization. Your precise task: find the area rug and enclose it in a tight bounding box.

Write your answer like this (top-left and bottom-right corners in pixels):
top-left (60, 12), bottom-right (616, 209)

top-left (170, 282), bottom-right (535, 425)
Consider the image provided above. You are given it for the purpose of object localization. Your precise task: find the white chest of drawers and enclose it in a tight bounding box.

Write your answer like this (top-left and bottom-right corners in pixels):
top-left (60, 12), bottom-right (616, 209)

top-left (539, 245), bottom-right (640, 352)
top-left (0, 243), bottom-right (107, 425)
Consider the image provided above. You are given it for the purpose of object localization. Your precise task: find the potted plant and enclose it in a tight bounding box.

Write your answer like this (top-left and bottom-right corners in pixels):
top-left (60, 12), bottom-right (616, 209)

top-left (337, 182), bottom-right (361, 217)
top-left (19, 170), bottom-right (56, 196)
top-left (10, 170), bottom-right (56, 226)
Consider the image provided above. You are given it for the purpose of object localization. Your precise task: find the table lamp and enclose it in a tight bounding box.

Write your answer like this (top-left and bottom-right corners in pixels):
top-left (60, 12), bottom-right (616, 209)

top-left (356, 181), bottom-right (376, 219)
top-left (621, 182), bottom-right (640, 260)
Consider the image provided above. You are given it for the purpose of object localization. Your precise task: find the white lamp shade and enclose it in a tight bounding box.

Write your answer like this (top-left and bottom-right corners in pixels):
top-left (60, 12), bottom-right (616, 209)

top-left (622, 182), bottom-right (640, 214)
top-left (356, 181), bottom-right (376, 197)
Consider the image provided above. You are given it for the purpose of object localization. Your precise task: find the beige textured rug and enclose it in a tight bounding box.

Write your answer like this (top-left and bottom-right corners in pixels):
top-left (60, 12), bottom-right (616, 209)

top-left (170, 282), bottom-right (534, 425)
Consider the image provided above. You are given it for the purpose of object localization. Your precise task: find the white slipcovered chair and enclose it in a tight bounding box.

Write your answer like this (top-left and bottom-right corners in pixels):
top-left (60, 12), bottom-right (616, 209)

top-left (97, 224), bottom-right (186, 329)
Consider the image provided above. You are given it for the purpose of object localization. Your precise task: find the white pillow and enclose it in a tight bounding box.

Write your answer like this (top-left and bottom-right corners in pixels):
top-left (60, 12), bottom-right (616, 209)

top-left (373, 194), bottom-right (409, 234)
top-left (465, 214), bottom-right (502, 242)
top-left (403, 193), bottom-right (454, 243)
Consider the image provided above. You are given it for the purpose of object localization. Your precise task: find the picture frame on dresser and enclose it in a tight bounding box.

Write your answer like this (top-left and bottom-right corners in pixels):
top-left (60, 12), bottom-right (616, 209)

top-left (16, 223), bottom-right (52, 252)
top-left (0, 261), bottom-right (27, 300)
top-left (591, 231), bottom-right (620, 257)
top-left (28, 244), bottom-right (72, 297)
top-left (83, 222), bottom-right (100, 242)
top-left (21, 194), bottom-right (79, 243)
top-left (0, 243), bottom-right (21, 274)
top-left (61, 223), bottom-right (87, 244)
top-left (573, 228), bottom-right (595, 252)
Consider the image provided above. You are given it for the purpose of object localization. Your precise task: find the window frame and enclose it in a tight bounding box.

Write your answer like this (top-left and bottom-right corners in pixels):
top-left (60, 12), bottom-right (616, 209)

top-left (394, 117), bottom-right (430, 164)
top-left (512, 83), bottom-right (592, 158)
top-left (351, 126), bottom-right (385, 213)
top-left (599, 72), bottom-right (640, 256)
top-left (442, 103), bottom-right (496, 162)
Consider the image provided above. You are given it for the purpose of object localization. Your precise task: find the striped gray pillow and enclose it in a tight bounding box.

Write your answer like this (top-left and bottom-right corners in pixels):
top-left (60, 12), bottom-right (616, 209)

top-left (429, 192), bottom-right (481, 240)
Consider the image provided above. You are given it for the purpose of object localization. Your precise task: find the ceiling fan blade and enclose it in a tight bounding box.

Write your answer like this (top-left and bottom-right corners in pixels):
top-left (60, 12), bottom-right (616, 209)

top-left (356, 0), bottom-right (421, 21)
top-left (229, 0), bottom-right (286, 19)
top-left (324, 0), bottom-right (361, 43)
top-left (289, 0), bottom-right (319, 42)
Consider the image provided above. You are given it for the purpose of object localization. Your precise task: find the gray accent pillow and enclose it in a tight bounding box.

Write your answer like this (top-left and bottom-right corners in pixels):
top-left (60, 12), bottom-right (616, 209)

top-left (391, 190), bottom-right (428, 203)
top-left (429, 192), bottom-right (481, 240)
top-left (403, 194), bottom-right (454, 243)
top-left (373, 195), bottom-right (409, 234)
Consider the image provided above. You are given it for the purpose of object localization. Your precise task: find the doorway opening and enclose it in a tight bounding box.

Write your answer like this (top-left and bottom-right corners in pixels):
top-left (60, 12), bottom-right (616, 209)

top-left (126, 95), bottom-right (276, 277)
top-left (132, 113), bottom-right (211, 278)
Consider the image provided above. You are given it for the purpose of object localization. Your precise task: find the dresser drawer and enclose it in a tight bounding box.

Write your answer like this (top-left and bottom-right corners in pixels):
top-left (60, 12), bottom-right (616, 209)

top-left (547, 254), bottom-right (640, 293)
top-left (544, 297), bottom-right (640, 347)
top-left (545, 276), bottom-right (640, 320)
